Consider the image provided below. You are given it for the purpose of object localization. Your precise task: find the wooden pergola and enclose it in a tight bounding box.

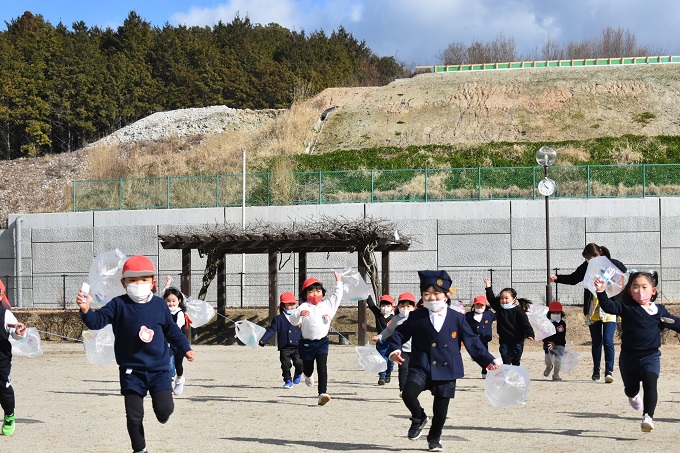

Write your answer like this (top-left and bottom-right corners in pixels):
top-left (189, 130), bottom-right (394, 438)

top-left (158, 217), bottom-right (411, 344)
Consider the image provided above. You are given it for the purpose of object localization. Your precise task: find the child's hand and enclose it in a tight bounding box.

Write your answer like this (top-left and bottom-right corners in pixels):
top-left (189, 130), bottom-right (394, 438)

top-left (549, 274), bottom-right (558, 282)
top-left (371, 335), bottom-right (380, 342)
top-left (487, 357), bottom-right (502, 370)
top-left (166, 275), bottom-right (172, 287)
top-left (334, 270), bottom-right (342, 282)
top-left (14, 322), bottom-right (26, 337)
top-left (185, 350), bottom-right (195, 362)
top-left (527, 336), bottom-right (535, 341)
top-left (76, 291), bottom-right (92, 313)
top-left (390, 351), bottom-right (404, 365)
top-left (548, 341), bottom-right (555, 350)
top-left (483, 277), bottom-right (491, 288)
top-left (594, 277), bottom-right (606, 292)
top-left (300, 310), bottom-right (310, 317)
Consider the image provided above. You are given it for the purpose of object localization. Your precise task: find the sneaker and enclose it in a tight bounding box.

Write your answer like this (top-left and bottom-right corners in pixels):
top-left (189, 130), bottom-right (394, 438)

top-left (385, 374), bottom-right (391, 383)
top-left (173, 377), bottom-right (185, 395)
top-left (378, 377), bottom-right (386, 385)
top-left (407, 415), bottom-right (428, 440)
top-left (543, 364), bottom-right (553, 377)
top-left (482, 371), bottom-right (487, 379)
top-left (283, 380), bottom-right (293, 389)
top-left (318, 393), bottom-right (331, 406)
top-left (641, 414), bottom-right (654, 432)
top-left (293, 374), bottom-right (302, 385)
top-left (132, 449), bottom-right (148, 453)
top-left (629, 394), bottom-right (643, 411)
top-left (605, 371), bottom-right (614, 383)
top-left (305, 374), bottom-right (314, 387)
top-left (552, 375), bottom-right (563, 382)
top-left (2, 413), bottom-right (15, 436)
top-left (428, 440), bottom-right (443, 452)
top-left (592, 369), bottom-right (601, 382)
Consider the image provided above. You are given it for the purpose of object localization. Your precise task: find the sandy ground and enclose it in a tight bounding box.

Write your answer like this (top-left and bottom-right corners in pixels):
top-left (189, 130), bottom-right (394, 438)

top-left (3, 341), bottom-right (680, 453)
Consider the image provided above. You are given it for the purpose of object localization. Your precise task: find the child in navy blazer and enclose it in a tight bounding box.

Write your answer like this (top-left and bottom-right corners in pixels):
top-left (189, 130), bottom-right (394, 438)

top-left (465, 294), bottom-right (496, 378)
top-left (259, 292), bottom-right (303, 389)
top-left (388, 270), bottom-right (500, 452)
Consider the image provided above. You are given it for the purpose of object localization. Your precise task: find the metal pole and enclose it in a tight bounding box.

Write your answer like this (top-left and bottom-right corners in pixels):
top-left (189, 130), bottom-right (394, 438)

top-left (62, 274), bottom-right (67, 309)
top-left (241, 150), bottom-right (246, 308)
top-left (544, 165), bottom-right (553, 305)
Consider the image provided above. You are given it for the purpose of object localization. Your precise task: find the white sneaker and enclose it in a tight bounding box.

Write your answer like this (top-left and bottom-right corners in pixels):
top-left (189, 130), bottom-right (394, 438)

top-left (641, 414), bottom-right (654, 432)
top-left (173, 377), bottom-right (185, 395)
top-left (318, 393), bottom-right (331, 406)
top-left (629, 394), bottom-right (643, 411)
top-left (305, 374), bottom-right (314, 387)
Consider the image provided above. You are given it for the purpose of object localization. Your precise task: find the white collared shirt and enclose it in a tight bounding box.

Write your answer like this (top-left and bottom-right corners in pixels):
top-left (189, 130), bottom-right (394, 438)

top-left (429, 308), bottom-right (447, 332)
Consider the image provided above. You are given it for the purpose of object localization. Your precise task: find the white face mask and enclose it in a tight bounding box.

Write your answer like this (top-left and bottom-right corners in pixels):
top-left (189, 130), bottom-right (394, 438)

top-left (550, 314), bottom-right (562, 323)
top-left (284, 309), bottom-right (295, 315)
top-left (168, 305), bottom-right (180, 314)
top-left (501, 303), bottom-right (517, 310)
top-left (424, 300), bottom-right (447, 312)
top-left (474, 307), bottom-right (485, 314)
top-left (380, 306), bottom-right (393, 315)
top-left (127, 283), bottom-right (152, 302)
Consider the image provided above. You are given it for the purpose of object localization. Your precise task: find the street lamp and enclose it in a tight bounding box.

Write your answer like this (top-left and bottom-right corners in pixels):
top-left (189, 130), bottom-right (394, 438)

top-left (536, 146), bottom-right (557, 305)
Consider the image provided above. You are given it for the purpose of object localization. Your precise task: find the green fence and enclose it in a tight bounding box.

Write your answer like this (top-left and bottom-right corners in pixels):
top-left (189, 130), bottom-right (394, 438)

top-left (72, 164), bottom-right (680, 211)
top-left (416, 55), bottom-right (680, 73)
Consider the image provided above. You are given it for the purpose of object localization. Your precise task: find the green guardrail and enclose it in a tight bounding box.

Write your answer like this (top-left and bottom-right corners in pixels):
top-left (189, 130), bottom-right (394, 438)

top-left (72, 164), bottom-right (680, 212)
top-left (418, 55), bottom-right (680, 73)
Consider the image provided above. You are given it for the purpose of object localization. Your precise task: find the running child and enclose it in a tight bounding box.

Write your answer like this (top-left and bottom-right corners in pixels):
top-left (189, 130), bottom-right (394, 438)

top-left (484, 277), bottom-right (534, 365)
top-left (367, 294), bottom-right (395, 385)
top-left (259, 291), bottom-right (303, 389)
top-left (372, 292), bottom-right (417, 393)
top-left (464, 295), bottom-right (496, 378)
top-left (286, 270), bottom-right (343, 406)
top-left (542, 301), bottom-right (567, 381)
top-left (595, 271), bottom-right (680, 432)
top-left (76, 255), bottom-right (195, 453)
top-left (0, 287), bottom-right (26, 436)
top-left (388, 270), bottom-right (501, 452)
top-left (163, 286), bottom-right (190, 395)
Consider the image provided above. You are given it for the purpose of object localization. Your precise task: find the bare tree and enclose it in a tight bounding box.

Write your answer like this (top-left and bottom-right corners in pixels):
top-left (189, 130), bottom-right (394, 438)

top-left (438, 34), bottom-right (518, 65)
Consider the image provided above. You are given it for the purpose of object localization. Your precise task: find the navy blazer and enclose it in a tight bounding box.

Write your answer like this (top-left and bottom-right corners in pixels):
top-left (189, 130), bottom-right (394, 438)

top-left (260, 313), bottom-right (302, 350)
top-left (465, 310), bottom-right (495, 343)
top-left (387, 307), bottom-right (495, 381)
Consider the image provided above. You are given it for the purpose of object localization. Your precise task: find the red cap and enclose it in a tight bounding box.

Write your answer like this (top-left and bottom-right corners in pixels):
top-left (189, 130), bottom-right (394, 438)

top-left (279, 292), bottom-right (297, 304)
top-left (398, 292), bottom-right (416, 303)
top-left (473, 295), bottom-right (488, 306)
top-left (301, 278), bottom-right (321, 291)
top-left (379, 294), bottom-right (394, 306)
top-left (549, 301), bottom-right (563, 312)
top-left (122, 255), bottom-right (156, 277)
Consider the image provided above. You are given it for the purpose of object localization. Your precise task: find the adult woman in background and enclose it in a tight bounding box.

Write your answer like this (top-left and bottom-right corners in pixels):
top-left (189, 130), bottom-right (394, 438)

top-left (550, 243), bottom-right (627, 383)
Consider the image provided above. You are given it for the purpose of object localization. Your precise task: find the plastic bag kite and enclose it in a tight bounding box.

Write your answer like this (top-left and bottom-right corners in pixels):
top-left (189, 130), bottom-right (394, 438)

top-left (485, 364), bottom-right (531, 407)
top-left (89, 249), bottom-right (128, 309)
top-left (0, 278), bottom-right (11, 309)
top-left (355, 344), bottom-right (387, 373)
top-left (184, 297), bottom-right (215, 327)
top-left (234, 320), bottom-right (266, 349)
top-left (551, 343), bottom-right (580, 373)
top-left (82, 324), bottom-right (116, 365)
top-left (584, 256), bottom-right (629, 299)
top-left (449, 299), bottom-right (466, 315)
top-left (10, 327), bottom-right (43, 358)
top-left (338, 268), bottom-right (370, 302)
top-left (526, 304), bottom-right (556, 341)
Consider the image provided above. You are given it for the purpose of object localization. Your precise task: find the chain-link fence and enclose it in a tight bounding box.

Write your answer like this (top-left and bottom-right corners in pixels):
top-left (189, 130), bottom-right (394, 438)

top-left (73, 164), bottom-right (680, 212)
top-left (6, 266), bottom-right (679, 309)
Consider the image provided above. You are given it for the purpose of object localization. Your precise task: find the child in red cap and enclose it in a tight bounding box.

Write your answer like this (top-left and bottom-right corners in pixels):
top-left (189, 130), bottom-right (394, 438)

top-left (259, 292), bottom-right (304, 389)
top-left (543, 301), bottom-right (567, 381)
top-left (76, 255), bottom-right (195, 453)
top-left (367, 293), bottom-right (395, 385)
top-left (286, 271), bottom-right (342, 406)
top-left (465, 295), bottom-right (496, 378)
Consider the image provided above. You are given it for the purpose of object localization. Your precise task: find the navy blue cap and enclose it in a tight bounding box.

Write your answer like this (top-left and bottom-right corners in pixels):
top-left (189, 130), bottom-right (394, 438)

top-left (418, 270), bottom-right (452, 291)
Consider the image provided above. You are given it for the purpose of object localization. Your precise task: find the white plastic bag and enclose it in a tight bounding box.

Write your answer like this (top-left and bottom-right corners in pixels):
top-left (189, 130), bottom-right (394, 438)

top-left (485, 364), bottom-right (531, 407)
top-left (552, 343), bottom-right (580, 373)
top-left (584, 256), bottom-right (629, 298)
top-left (89, 249), bottom-right (127, 309)
top-left (82, 324), bottom-right (116, 365)
top-left (449, 299), bottom-right (466, 315)
top-left (355, 344), bottom-right (387, 373)
top-left (184, 297), bottom-right (215, 327)
top-left (10, 327), bottom-right (43, 358)
top-left (526, 304), bottom-right (556, 341)
top-left (338, 267), bottom-right (370, 302)
top-left (234, 320), bottom-right (266, 349)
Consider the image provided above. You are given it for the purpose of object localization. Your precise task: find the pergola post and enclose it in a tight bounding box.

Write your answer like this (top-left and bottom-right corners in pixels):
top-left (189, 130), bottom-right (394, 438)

top-left (268, 250), bottom-right (278, 345)
top-left (357, 251), bottom-right (367, 345)
top-left (298, 252), bottom-right (307, 296)
top-left (381, 251), bottom-right (390, 296)
top-left (217, 254), bottom-right (226, 334)
top-left (181, 249), bottom-right (191, 342)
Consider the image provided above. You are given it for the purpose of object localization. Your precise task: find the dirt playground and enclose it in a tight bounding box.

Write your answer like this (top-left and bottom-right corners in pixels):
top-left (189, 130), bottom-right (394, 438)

top-left (2, 339), bottom-right (680, 453)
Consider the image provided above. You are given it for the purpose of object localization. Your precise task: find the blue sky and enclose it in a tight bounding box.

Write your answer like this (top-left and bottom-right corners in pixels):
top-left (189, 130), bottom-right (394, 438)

top-left (2, 1), bottom-right (679, 65)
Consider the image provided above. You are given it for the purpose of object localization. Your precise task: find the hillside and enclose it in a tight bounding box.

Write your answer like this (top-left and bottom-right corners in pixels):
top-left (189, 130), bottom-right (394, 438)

top-left (3, 63), bottom-right (680, 227)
